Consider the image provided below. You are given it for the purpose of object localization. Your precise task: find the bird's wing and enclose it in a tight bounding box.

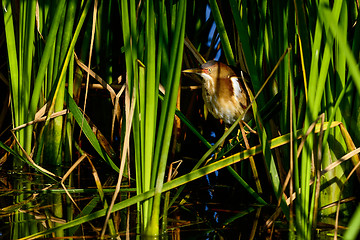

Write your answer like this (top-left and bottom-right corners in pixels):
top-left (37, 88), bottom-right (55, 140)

top-left (230, 76), bottom-right (248, 107)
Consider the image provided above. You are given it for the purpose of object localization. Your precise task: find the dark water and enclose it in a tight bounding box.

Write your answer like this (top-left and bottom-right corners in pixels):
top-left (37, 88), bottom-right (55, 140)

top-left (0, 162), bottom-right (352, 239)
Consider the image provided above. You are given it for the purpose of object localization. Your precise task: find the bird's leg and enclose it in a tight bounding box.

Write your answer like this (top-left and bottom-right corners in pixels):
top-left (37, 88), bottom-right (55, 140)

top-left (235, 121), bottom-right (257, 143)
top-left (242, 121), bottom-right (257, 135)
top-left (212, 126), bottom-right (228, 160)
top-left (210, 123), bottom-right (237, 163)
top-left (239, 121), bottom-right (263, 194)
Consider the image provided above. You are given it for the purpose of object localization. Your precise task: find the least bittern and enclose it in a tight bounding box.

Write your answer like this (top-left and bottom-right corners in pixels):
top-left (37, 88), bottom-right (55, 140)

top-left (183, 60), bottom-right (262, 193)
top-left (183, 60), bottom-right (252, 125)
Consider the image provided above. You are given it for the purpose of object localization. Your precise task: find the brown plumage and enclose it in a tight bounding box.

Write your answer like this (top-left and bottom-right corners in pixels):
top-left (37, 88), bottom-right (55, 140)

top-left (183, 60), bottom-right (251, 125)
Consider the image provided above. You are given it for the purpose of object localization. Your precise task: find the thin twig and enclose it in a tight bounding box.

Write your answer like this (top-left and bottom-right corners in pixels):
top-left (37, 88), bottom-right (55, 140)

top-left (10, 131), bottom-right (60, 179)
top-left (80, 0), bottom-right (98, 141)
top-left (75, 55), bottom-right (117, 104)
top-left (12, 110), bottom-right (68, 131)
top-left (60, 154), bottom-right (87, 211)
top-left (100, 76), bottom-right (136, 238)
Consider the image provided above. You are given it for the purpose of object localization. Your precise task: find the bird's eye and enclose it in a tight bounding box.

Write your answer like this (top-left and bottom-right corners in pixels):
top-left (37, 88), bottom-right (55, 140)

top-left (208, 68), bottom-right (212, 73)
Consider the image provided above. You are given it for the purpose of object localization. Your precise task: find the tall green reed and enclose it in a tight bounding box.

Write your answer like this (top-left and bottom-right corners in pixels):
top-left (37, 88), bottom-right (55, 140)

top-left (2, 0), bottom-right (92, 238)
top-left (204, 0), bottom-right (360, 239)
top-left (119, 0), bottom-right (186, 236)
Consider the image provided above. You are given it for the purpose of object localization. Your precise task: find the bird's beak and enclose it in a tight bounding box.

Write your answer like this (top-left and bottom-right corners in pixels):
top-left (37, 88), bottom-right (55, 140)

top-left (182, 68), bottom-right (204, 74)
top-left (182, 68), bottom-right (204, 84)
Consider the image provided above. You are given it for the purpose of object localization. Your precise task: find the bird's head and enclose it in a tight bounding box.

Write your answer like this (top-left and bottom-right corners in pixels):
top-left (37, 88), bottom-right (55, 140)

top-left (182, 60), bottom-right (236, 86)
